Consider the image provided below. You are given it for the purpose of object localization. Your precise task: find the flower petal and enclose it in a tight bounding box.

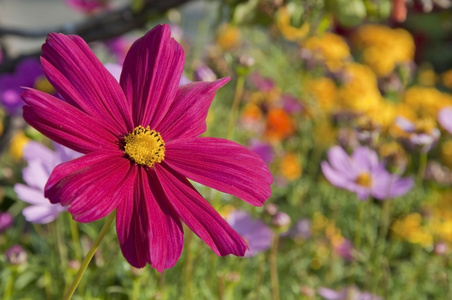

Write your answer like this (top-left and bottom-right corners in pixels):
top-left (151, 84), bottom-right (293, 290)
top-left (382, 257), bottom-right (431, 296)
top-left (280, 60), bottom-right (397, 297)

top-left (120, 24), bottom-right (185, 128)
top-left (45, 151), bottom-right (131, 222)
top-left (326, 146), bottom-right (357, 180)
top-left (165, 137), bottom-right (272, 206)
top-left (22, 89), bottom-right (119, 154)
top-left (116, 168), bottom-right (184, 270)
top-left (41, 33), bottom-right (133, 133)
top-left (321, 161), bottom-right (355, 190)
top-left (438, 107), bottom-right (452, 134)
top-left (155, 164), bottom-right (247, 256)
top-left (22, 205), bottom-right (65, 224)
top-left (14, 184), bottom-right (46, 205)
top-left (156, 78), bottom-right (230, 141)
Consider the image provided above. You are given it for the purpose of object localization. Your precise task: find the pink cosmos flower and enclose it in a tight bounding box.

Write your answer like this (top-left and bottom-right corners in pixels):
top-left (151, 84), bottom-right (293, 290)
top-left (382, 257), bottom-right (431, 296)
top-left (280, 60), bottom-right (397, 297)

top-left (21, 24), bottom-right (272, 271)
top-left (64, 0), bottom-right (110, 14)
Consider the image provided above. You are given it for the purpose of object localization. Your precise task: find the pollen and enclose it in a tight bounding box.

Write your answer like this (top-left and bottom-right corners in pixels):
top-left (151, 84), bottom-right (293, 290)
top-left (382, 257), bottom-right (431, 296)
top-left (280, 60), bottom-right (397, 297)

top-left (355, 172), bottom-right (372, 187)
top-left (124, 126), bottom-right (165, 167)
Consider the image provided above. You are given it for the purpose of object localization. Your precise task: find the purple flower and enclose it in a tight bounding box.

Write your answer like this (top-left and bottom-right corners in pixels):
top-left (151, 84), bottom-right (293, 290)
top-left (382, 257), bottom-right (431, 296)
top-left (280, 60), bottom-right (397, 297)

top-left (318, 286), bottom-right (381, 300)
top-left (283, 218), bottom-right (311, 239)
top-left (321, 146), bottom-right (413, 200)
top-left (193, 64), bottom-right (217, 82)
top-left (248, 139), bottom-right (274, 165)
top-left (14, 141), bottom-right (81, 224)
top-left (21, 24), bottom-right (272, 271)
top-left (0, 58), bottom-right (45, 114)
top-left (64, 0), bottom-right (110, 14)
top-left (395, 116), bottom-right (440, 153)
top-left (227, 210), bottom-right (273, 257)
top-left (249, 72), bottom-right (275, 92)
top-left (5, 245), bottom-right (28, 265)
top-left (0, 212), bottom-right (13, 233)
top-left (438, 106), bottom-right (452, 135)
top-left (282, 94), bottom-right (304, 114)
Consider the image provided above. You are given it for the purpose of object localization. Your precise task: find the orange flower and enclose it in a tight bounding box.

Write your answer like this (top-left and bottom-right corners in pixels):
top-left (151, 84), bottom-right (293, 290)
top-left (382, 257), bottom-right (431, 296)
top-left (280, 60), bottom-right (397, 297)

top-left (264, 108), bottom-right (294, 140)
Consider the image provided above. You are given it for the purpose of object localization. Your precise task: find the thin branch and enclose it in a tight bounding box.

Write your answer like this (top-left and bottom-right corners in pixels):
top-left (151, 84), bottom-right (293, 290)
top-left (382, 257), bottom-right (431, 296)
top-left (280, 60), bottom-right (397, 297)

top-left (0, 0), bottom-right (191, 72)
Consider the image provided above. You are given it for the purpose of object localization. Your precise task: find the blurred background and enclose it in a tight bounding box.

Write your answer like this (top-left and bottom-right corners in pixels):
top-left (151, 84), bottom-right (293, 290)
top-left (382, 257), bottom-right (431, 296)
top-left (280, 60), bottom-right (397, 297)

top-left (1, 0), bottom-right (452, 299)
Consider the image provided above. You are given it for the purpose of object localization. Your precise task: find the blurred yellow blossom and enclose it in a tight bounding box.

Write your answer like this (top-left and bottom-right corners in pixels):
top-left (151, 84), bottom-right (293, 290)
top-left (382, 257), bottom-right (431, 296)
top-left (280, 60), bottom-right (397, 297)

top-left (276, 5), bottom-right (310, 41)
top-left (306, 77), bottom-right (337, 112)
top-left (338, 63), bottom-right (382, 112)
top-left (418, 65), bottom-right (438, 86)
top-left (9, 131), bottom-right (30, 161)
top-left (403, 86), bottom-right (452, 119)
top-left (217, 23), bottom-right (241, 51)
top-left (352, 25), bottom-right (415, 77)
top-left (302, 32), bottom-right (351, 72)
top-left (280, 153), bottom-right (302, 181)
top-left (392, 213), bottom-right (433, 247)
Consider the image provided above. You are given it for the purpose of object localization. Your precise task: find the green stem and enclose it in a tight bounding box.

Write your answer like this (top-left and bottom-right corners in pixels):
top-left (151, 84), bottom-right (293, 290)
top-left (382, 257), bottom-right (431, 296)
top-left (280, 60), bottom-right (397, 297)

top-left (227, 75), bottom-right (245, 140)
top-left (417, 152), bottom-right (427, 187)
top-left (55, 216), bottom-right (69, 289)
top-left (3, 269), bottom-right (15, 300)
top-left (69, 214), bottom-right (82, 261)
top-left (254, 253), bottom-right (265, 300)
top-left (184, 229), bottom-right (194, 300)
top-left (63, 211), bottom-right (116, 300)
top-left (269, 232), bottom-right (280, 300)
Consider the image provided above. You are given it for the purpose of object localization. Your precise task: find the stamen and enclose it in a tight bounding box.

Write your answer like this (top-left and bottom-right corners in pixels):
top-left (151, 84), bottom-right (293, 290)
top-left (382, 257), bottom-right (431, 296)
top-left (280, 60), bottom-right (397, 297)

top-left (355, 172), bottom-right (372, 187)
top-left (124, 126), bottom-right (165, 167)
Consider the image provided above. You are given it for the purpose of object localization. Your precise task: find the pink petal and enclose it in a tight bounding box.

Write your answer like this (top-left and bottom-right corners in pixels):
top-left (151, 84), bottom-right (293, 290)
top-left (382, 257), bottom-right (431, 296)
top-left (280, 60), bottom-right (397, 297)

top-left (22, 89), bottom-right (118, 154)
top-left (155, 164), bottom-right (248, 257)
top-left (156, 78), bottom-right (230, 141)
top-left (165, 138), bottom-right (272, 206)
top-left (321, 161), bottom-right (354, 190)
top-left (120, 24), bottom-right (185, 128)
top-left (45, 151), bottom-right (131, 222)
top-left (41, 33), bottom-right (133, 133)
top-left (116, 168), bottom-right (184, 270)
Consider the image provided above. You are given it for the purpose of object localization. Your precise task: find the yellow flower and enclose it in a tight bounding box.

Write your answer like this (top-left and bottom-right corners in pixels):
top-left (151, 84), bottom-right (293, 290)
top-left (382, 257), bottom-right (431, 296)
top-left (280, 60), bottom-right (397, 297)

top-left (276, 5), bottom-right (310, 41)
top-left (216, 23), bottom-right (241, 51)
top-left (280, 153), bottom-right (302, 181)
top-left (306, 77), bottom-right (337, 112)
top-left (9, 131), bottom-right (30, 161)
top-left (418, 64), bottom-right (438, 86)
top-left (337, 63), bottom-right (382, 112)
top-left (352, 25), bottom-right (415, 77)
top-left (302, 33), bottom-right (351, 72)
top-left (392, 213), bottom-right (433, 247)
top-left (403, 86), bottom-right (452, 119)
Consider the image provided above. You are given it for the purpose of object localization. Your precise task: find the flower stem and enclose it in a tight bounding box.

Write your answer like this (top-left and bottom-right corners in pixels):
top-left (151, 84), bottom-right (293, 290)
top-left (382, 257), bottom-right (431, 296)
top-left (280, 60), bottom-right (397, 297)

top-left (269, 232), bottom-right (280, 300)
top-left (417, 152), bottom-right (427, 187)
top-left (69, 214), bottom-right (82, 261)
top-left (184, 229), bottom-right (194, 300)
top-left (227, 75), bottom-right (245, 140)
top-left (63, 211), bottom-right (116, 300)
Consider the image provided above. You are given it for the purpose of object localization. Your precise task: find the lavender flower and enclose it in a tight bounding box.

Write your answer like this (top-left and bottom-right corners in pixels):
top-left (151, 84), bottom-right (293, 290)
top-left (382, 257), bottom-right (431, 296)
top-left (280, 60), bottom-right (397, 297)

top-left (227, 210), bottom-right (273, 257)
top-left (321, 146), bottom-right (413, 200)
top-left (395, 116), bottom-right (440, 153)
top-left (14, 141), bottom-right (81, 224)
top-left (193, 64), bottom-right (217, 82)
top-left (318, 286), bottom-right (381, 300)
top-left (438, 106), bottom-right (452, 135)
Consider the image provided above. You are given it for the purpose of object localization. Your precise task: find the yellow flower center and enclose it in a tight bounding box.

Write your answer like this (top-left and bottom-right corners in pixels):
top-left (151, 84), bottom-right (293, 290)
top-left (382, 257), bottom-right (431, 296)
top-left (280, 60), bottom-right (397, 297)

top-left (34, 76), bottom-right (56, 94)
top-left (124, 126), bottom-right (165, 167)
top-left (355, 172), bottom-right (372, 187)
